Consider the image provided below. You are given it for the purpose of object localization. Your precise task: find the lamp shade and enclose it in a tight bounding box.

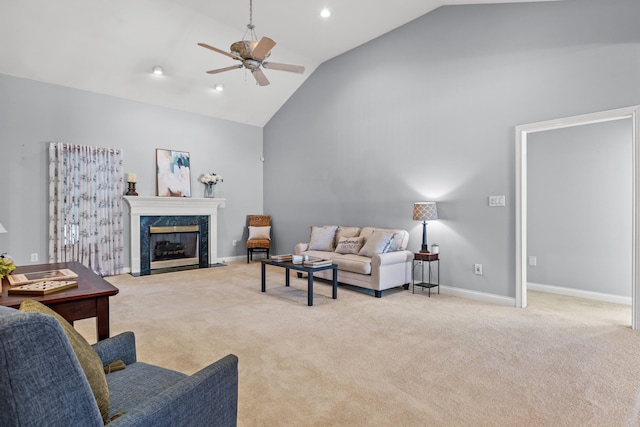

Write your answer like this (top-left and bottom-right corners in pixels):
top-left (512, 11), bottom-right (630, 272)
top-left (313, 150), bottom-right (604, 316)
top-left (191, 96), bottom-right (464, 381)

top-left (413, 202), bottom-right (438, 221)
top-left (0, 222), bottom-right (6, 234)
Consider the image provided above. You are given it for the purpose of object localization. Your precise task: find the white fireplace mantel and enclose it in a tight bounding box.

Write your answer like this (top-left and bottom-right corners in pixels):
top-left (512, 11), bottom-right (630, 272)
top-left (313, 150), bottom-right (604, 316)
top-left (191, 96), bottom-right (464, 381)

top-left (124, 196), bottom-right (226, 274)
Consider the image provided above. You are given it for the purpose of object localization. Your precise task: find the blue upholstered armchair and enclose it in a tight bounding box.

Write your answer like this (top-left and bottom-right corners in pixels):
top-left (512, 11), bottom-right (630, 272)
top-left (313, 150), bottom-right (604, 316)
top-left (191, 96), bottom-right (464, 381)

top-left (0, 305), bottom-right (238, 426)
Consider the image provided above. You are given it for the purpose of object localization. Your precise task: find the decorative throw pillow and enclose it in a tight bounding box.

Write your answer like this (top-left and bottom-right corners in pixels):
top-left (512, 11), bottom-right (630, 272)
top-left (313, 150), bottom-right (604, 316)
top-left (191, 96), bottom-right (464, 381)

top-left (20, 299), bottom-right (110, 423)
top-left (358, 231), bottom-right (394, 257)
top-left (334, 226), bottom-right (360, 247)
top-left (248, 226), bottom-right (271, 240)
top-left (335, 236), bottom-right (365, 254)
top-left (308, 225), bottom-right (338, 251)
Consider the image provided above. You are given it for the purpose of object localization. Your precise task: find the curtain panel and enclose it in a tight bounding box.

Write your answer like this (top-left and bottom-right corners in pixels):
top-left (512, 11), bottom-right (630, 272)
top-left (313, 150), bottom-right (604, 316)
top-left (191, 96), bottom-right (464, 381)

top-left (48, 142), bottom-right (124, 276)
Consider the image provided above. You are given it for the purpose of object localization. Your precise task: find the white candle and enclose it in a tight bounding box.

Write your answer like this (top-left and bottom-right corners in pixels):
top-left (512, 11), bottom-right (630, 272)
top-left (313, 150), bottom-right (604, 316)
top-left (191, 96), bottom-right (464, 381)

top-left (128, 173), bottom-right (137, 183)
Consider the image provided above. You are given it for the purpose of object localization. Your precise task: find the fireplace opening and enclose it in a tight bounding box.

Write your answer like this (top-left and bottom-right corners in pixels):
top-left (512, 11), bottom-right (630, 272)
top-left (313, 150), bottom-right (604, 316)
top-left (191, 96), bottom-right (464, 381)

top-left (149, 225), bottom-right (199, 271)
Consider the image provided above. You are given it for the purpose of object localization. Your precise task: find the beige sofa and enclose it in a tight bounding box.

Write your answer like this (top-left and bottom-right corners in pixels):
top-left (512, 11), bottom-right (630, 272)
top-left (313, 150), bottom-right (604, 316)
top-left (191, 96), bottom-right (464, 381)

top-left (294, 225), bottom-right (413, 297)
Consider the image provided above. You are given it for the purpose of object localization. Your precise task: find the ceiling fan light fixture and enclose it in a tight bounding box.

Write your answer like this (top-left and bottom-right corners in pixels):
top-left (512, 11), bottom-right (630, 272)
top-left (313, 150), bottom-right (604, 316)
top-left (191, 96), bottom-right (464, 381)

top-left (152, 65), bottom-right (164, 75)
top-left (320, 8), bottom-right (331, 18)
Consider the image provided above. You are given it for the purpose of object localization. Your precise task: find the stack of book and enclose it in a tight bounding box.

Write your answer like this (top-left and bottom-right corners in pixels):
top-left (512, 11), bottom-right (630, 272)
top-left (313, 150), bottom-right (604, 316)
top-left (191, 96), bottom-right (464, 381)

top-left (271, 254), bottom-right (293, 262)
top-left (303, 257), bottom-right (333, 268)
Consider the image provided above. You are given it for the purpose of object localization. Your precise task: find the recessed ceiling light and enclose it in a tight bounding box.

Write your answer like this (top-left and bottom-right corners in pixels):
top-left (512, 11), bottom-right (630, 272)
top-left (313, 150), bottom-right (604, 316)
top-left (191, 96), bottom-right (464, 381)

top-left (152, 65), bottom-right (164, 75)
top-left (320, 8), bottom-right (331, 18)
top-left (214, 83), bottom-right (224, 92)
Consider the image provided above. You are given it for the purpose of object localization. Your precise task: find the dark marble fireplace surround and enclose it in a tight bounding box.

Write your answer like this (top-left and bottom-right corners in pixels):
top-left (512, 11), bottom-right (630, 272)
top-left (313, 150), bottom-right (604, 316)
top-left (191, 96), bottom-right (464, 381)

top-left (140, 215), bottom-right (209, 275)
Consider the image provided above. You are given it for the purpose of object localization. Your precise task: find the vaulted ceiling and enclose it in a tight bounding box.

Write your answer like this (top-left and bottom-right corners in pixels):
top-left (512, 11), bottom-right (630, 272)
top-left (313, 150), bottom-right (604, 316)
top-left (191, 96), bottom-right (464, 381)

top-left (0, 0), bottom-right (557, 127)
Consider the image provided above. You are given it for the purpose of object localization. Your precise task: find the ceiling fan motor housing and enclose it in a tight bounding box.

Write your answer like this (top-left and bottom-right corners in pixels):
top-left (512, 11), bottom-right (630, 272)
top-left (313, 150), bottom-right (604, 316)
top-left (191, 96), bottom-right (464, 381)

top-left (230, 40), bottom-right (271, 61)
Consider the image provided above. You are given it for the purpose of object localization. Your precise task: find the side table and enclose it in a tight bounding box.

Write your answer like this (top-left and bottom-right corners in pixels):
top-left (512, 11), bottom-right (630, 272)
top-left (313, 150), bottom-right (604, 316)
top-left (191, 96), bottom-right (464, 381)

top-left (412, 252), bottom-right (440, 297)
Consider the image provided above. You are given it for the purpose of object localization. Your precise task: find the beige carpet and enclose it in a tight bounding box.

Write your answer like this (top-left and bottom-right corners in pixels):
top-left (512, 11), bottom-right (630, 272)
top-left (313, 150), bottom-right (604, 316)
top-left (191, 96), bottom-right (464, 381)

top-left (76, 261), bottom-right (640, 426)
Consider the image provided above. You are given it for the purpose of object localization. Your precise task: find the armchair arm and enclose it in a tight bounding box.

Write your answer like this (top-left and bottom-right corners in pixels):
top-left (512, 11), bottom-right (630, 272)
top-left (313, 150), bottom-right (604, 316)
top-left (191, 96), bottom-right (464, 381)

top-left (92, 331), bottom-right (137, 366)
top-left (108, 354), bottom-right (239, 427)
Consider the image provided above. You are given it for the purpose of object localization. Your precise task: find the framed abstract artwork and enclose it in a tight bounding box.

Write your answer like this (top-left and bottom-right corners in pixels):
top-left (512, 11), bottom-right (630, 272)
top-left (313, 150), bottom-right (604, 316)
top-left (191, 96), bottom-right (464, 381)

top-left (156, 149), bottom-right (191, 197)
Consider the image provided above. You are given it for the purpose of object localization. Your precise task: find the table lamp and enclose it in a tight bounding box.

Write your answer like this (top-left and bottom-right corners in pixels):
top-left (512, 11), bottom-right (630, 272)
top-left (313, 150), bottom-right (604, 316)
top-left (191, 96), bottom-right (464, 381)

top-left (413, 202), bottom-right (438, 252)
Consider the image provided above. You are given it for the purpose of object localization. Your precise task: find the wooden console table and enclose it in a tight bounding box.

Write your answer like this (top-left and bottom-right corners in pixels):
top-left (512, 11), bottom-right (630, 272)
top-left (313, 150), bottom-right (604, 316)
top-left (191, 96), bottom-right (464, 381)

top-left (1, 261), bottom-right (119, 340)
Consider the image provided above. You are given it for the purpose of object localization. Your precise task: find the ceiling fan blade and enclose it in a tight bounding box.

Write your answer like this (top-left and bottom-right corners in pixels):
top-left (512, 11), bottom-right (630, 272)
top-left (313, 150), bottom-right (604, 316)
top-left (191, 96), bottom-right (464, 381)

top-left (252, 68), bottom-right (270, 86)
top-left (263, 62), bottom-right (305, 74)
top-left (206, 65), bottom-right (243, 74)
top-left (251, 36), bottom-right (276, 60)
top-left (198, 43), bottom-right (238, 60)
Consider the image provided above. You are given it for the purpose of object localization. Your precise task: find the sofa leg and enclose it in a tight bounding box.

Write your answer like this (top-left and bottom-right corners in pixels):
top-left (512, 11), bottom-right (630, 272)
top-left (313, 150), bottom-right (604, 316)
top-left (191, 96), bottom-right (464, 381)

top-left (297, 272), bottom-right (302, 278)
top-left (374, 290), bottom-right (382, 298)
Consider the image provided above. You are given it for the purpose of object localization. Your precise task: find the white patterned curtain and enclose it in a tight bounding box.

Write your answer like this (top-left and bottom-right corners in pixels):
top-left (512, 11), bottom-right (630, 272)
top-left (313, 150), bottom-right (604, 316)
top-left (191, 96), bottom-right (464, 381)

top-left (48, 143), bottom-right (124, 276)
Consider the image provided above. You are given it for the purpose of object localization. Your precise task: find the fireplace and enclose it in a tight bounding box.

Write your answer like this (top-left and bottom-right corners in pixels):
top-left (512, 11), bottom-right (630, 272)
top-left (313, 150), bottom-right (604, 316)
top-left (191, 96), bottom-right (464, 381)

top-left (150, 225), bottom-right (200, 270)
top-left (140, 216), bottom-right (209, 275)
top-left (124, 196), bottom-right (225, 276)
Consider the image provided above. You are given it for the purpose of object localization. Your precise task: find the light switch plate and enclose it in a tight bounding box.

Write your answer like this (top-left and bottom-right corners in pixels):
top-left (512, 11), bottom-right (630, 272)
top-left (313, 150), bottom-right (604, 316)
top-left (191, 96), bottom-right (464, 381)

top-left (489, 195), bottom-right (506, 207)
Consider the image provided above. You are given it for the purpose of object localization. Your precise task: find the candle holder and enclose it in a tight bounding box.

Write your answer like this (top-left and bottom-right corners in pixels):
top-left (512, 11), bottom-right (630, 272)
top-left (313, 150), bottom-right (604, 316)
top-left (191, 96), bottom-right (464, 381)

top-left (126, 181), bottom-right (138, 196)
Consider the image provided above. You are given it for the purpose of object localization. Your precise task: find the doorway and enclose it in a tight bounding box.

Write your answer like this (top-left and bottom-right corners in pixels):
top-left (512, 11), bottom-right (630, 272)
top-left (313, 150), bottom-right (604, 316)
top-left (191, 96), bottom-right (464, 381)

top-left (515, 106), bottom-right (640, 329)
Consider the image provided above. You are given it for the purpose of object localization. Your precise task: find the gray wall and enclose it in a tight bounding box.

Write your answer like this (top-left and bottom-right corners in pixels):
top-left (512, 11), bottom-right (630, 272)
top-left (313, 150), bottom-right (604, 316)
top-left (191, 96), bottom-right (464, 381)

top-left (264, 0), bottom-right (640, 299)
top-left (0, 74), bottom-right (263, 267)
top-left (527, 119), bottom-right (632, 296)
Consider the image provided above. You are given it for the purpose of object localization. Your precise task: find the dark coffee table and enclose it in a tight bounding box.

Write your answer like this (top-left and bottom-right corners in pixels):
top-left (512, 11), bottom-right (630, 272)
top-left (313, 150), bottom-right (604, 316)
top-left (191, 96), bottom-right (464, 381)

top-left (261, 259), bottom-right (338, 306)
top-left (1, 261), bottom-right (119, 340)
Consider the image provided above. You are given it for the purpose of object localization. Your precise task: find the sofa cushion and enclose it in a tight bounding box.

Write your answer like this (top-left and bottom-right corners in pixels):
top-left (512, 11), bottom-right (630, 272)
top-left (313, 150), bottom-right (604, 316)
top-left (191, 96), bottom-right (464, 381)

top-left (332, 254), bottom-right (372, 275)
top-left (359, 227), bottom-right (409, 251)
top-left (308, 225), bottom-right (338, 251)
top-left (20, 299), bottom-right (110, 423)
top-left (335, 236), bottom-right (365, 255)
top-left (301, 250), bottom-right (341, 261)
top-left (358, 231), bottom-right (394, 257)
top-left (248, 226), bottom-right (271, 240)
top-left (334, 226), bottom-right (360, 247)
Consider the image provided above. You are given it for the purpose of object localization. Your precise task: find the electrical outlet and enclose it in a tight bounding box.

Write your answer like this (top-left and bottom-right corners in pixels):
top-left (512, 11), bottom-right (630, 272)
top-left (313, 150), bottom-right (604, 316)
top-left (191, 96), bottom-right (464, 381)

top-left (232, 240), bottom-right (237, 247)
top-left (529, 256), bottom-right (537, 267)
top-left (474, 264), bottom-right (483, 275)
top-left (31, 253), bottom-right (38, 262)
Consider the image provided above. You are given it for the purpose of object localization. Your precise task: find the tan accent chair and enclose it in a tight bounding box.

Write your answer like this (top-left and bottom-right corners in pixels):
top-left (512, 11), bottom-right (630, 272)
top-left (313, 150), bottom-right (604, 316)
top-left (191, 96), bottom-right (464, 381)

top-left (247, 215), bottom-right (271, 263)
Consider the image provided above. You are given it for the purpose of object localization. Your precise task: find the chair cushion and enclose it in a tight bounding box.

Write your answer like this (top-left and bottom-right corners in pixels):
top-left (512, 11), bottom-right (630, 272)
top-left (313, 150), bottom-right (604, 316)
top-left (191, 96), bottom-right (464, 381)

top-left (248, 226), bottom-right (271, 240)
top-left (308, 225), bottom-right (338, 251)
top-left (19, 299), bottom-right (110, 423)
top-left (247, 239), bottom-right (270, 249)
top-left (358, 231), bottom-right (394, 257)
top-left (106, 361), bottom-right (187, 417)
top-left (335, 236), bottom-right (365, 255)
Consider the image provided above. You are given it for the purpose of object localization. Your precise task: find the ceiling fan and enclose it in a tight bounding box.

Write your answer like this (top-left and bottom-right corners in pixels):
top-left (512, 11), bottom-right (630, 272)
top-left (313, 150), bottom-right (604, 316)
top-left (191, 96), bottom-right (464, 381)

top-left (198, 0), bottom-right (305, 87)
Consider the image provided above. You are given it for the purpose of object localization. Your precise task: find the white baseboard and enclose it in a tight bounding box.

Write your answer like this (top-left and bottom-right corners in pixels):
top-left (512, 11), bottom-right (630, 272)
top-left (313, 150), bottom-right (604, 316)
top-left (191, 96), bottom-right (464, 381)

top-left (527, 282), bottom-right (631, 306)
top-left (439, 285), bottom-right (516, 307)
top-left (218, 255), bottom-right (247, 263)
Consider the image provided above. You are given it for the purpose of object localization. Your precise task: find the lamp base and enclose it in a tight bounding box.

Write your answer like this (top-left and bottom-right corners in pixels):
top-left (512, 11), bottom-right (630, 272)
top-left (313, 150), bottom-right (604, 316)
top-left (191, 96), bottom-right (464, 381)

top-left (420, 244), bottom-right (429, 253)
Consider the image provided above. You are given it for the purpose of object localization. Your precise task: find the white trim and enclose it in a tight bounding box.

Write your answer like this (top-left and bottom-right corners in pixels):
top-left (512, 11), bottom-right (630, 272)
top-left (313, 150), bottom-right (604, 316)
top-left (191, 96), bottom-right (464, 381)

top-left (515, 106), bottom-right (640, 329)
top-left (439, 285), bottom-right (515, 307)
top-left (528, 282), bottom-right (631, 306)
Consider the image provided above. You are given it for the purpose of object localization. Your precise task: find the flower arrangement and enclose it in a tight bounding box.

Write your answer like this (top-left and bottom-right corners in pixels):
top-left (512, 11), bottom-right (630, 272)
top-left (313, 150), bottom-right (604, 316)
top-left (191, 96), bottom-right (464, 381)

top-left (200, 173), bottom-right (223, 185)
top-left (0, 256), bottom-right (15, 279)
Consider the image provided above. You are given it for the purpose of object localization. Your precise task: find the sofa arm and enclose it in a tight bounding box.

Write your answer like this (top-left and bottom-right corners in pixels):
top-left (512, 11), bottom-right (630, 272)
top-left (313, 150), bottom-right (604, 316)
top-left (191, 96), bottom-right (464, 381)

top-left (92, 331), bottom-right (137, 366)
top-left (108, 354), bottom-right (239, 427)
top-left (294, 242), bottom-right (309, 254)
top-left (372, 250), bottom-right (413, 267)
